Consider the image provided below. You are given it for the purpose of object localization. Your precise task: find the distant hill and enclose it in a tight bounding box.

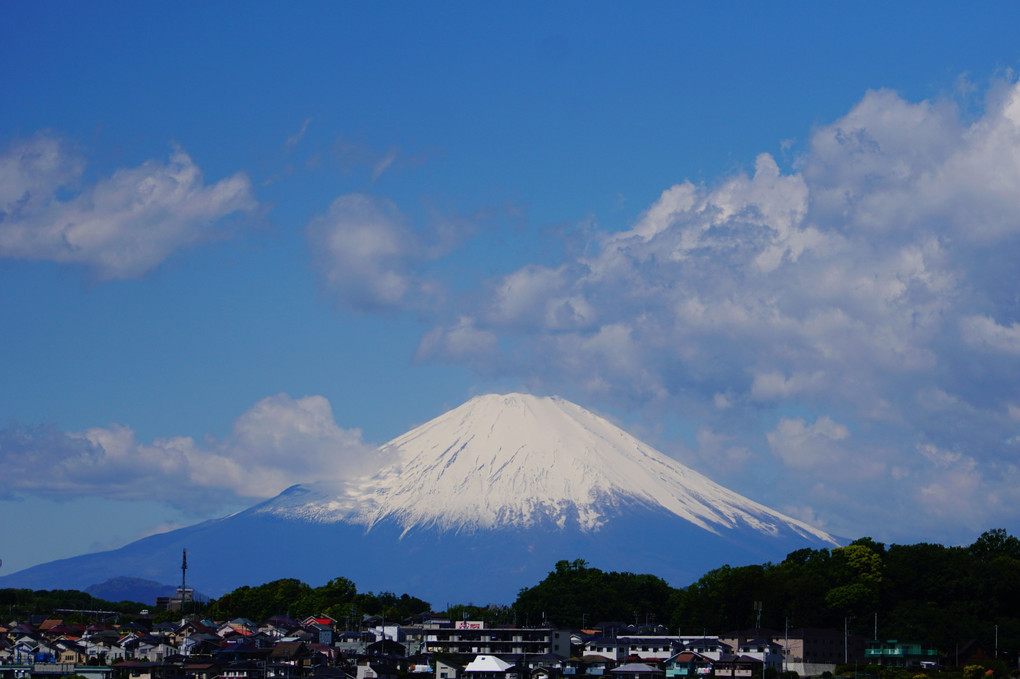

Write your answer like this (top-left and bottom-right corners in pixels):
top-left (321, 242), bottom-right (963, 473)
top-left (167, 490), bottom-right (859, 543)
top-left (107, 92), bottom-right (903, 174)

top-left (85, 576), bottom-right (206, 605)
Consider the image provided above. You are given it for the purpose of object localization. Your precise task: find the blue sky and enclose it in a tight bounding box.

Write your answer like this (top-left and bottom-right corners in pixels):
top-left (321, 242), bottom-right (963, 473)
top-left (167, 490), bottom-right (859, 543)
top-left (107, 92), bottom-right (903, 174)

top-left (4, 2), bottom-right (1020, 576)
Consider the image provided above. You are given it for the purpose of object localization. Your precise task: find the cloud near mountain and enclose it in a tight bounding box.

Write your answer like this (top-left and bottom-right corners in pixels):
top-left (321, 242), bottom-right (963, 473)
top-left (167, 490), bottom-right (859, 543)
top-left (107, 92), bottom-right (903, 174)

top-left (0, 394), bottom-right (379, 513)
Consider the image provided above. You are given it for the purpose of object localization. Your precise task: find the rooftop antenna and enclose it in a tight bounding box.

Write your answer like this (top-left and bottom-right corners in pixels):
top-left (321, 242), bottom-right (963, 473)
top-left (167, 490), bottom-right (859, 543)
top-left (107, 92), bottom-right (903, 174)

top-left (754, 601), bottom-right (763, 632)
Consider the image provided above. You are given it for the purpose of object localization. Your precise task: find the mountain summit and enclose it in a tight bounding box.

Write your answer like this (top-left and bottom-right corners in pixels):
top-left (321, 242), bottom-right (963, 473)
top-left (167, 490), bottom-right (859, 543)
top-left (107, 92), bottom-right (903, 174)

top-left (0, 393), bottom-right (839, 603)
top-left (261, 393), bottom-right (833, 542)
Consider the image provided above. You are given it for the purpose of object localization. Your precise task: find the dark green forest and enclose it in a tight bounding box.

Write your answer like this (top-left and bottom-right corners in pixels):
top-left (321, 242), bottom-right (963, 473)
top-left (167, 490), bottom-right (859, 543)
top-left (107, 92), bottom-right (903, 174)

top-left (4, 529), bottom-right (1019, 664)
top-left (203, 576), bottom-right (431, 624)
top-left (512, 530), bottom-right (1020, 662)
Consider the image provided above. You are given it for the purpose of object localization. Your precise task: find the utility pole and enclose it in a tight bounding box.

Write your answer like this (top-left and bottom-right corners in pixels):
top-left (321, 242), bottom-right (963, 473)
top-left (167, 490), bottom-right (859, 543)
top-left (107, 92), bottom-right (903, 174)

top-left (844, 617), bottom-right (853, 664)
top-left (784, 617), bottom-right (789, 675)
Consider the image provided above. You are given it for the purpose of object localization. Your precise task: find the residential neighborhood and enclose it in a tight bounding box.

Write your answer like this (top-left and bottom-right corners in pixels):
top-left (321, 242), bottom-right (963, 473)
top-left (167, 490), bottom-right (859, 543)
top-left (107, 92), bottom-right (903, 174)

top-left (0, 604), bottom-right (969, 679)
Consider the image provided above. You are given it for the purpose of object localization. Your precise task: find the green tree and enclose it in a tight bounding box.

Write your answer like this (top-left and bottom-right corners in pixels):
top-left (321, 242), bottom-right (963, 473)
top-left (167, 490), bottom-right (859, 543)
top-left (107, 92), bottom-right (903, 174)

top-left (515, 559), bottom-right (677, 628)
top-left (969, 529), bottom-right (1020, 561)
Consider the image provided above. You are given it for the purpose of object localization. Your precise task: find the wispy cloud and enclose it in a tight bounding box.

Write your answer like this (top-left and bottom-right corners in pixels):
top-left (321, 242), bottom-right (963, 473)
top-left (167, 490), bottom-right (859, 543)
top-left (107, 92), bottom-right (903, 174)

top-left (285, 118), bottom-right (313, 153)
top-left (371, 147), bottom-right (399, 183)
top-left (0, 134), bottom-right (257, 279)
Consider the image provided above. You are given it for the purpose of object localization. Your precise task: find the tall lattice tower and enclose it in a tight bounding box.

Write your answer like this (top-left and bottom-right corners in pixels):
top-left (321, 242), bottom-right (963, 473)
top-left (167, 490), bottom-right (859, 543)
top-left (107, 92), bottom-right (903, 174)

top-left (180, 549), bottom-right (188, 613)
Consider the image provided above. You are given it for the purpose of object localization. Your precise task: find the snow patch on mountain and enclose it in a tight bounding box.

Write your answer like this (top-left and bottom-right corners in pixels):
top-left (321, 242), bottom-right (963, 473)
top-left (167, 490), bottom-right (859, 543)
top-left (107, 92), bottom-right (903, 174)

top-left (257, 393), bottom-right (836, 545)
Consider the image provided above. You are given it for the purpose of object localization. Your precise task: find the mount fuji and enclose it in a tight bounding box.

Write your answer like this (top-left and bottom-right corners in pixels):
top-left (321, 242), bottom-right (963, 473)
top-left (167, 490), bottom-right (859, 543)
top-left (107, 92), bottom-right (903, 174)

top-left (0, 394), bottom-right (840, 605)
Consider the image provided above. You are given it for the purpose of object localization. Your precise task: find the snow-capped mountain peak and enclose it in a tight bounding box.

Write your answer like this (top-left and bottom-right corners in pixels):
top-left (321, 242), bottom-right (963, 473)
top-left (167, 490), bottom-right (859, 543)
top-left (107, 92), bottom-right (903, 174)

top-left (260, 393), bottom-right (835, 544)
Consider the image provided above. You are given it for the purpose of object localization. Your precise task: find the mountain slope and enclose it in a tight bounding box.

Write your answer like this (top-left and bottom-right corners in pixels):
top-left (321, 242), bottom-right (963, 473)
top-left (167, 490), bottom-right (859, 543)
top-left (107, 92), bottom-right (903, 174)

top-left (0, 393), bottom-right (839, 604)
top-left (259, 394), bottom-right (833, 541)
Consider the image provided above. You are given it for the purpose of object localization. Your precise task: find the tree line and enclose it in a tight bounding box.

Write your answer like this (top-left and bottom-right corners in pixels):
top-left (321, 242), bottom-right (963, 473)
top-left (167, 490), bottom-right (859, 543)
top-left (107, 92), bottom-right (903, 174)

top-left (512, 530), bottom-right (1020, 663)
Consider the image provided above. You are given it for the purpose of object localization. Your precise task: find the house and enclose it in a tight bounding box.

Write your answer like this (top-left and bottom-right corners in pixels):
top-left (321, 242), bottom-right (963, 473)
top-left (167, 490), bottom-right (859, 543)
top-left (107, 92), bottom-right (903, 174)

top-left (462, 655), bottom-right (514, 679)
top-left (152, 622), bottom-right (180, 640)
top-left (584, 639), bottom-right (625, 662)
top-left (134, 636), bottom-right (178, 662)
top-left (270, 640), bottom-right (316, 670)
top-left (179, 632), bottom-right (220, 656)
top-left (664, 651), bottom-right (714, 678)
top-left (219, 620), bottom-right (258, 637)
top-left (530, 666), bottom-right (564, 679)
top-left (608, 663), bottom-right (665, 679)
top-left (307, 623), bottom-right (335, 646)
top-left (564, 655), bottom-right (613, 676)
top-left (616, 636), bottom-right (679, 661)
top-left (366, 639), bottom-right (408, 657)
top-left (85, 635), bottom-right (125, 663)
top-left (114, 660), bottom-right (160, 679)
top-left (336, 630), bottom-right (375, 656)
top-left (301, 616), bottom-right (337, 630)
top-left (185, 662), bottom-right (223, 679)
top-left (54, 638), bottom-right (88, 664)
top-left (436, 657), bottom-right (465, 679)
top-left (677, 639), bottom-right (731, 662)
top-left (864, 640), bottom-right (940, 668)
top-left (403, 652), bottom-right (434, 675)
top-left (308, 642), bottom-right (340, 665)
top-left (712, 654), bottom-right (763, 679)
top-left (221, 660), bottom-right (269, 679)
top-left (515, 653), bottom-right (565, 671)
top-left (215, 641), bottom-right (272, 665)
top-left (176, 620), bottom-right (218, 638)
top-left (734, 640), bottom-right (782, 671)
top-left (357, 658), bottom-right (400, 679)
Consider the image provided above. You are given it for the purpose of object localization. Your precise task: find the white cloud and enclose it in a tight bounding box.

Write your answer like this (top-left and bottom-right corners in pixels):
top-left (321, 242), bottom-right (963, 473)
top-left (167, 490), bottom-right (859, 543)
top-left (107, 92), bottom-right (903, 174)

top-left (0, 134), bottom-right (257, 279)
top-left (961, 314), bottom-right (1020, 354)
top-left (766, 416), bottom-right (850, 470)
top-left (804, 82), bottom-right (1020, 242)
top-left (307, 193), bottom-right (439, 310)
top-left (750, 370), bottom-right (827, 401)
top-left (416, 316), bottom-right (500, 367)
top-left (0, 394), bottom-right (381, 513)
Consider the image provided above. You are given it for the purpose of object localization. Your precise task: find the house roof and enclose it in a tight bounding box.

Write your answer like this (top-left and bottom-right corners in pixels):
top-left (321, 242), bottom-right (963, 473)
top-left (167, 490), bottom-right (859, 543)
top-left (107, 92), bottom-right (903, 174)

top-left (610, 663), bottom-right (664, 673)
top-left (667, 652), bottom-right (713, 663)
top-left (271, 641), bottom-right (311, 658)
top-left (464, 655), bottom-right (514, 672)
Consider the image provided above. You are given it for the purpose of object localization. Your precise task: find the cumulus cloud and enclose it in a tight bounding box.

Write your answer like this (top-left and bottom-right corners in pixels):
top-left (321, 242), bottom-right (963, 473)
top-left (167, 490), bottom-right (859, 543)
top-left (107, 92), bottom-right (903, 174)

top-left (0, 394), bottom-right (381, 514)
top-left (961, 315), bottom-right (1020, 354)
top-left (307, 193), bottom-right (438, 310)
top-left (766, 416), bottom-right (851, 470)
top-left (0, 134), bottom-right (257, 278)
top-left (410, 77), bottom-right (1020, 542)
top-left (416, 316), bottom-right (500, 368)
